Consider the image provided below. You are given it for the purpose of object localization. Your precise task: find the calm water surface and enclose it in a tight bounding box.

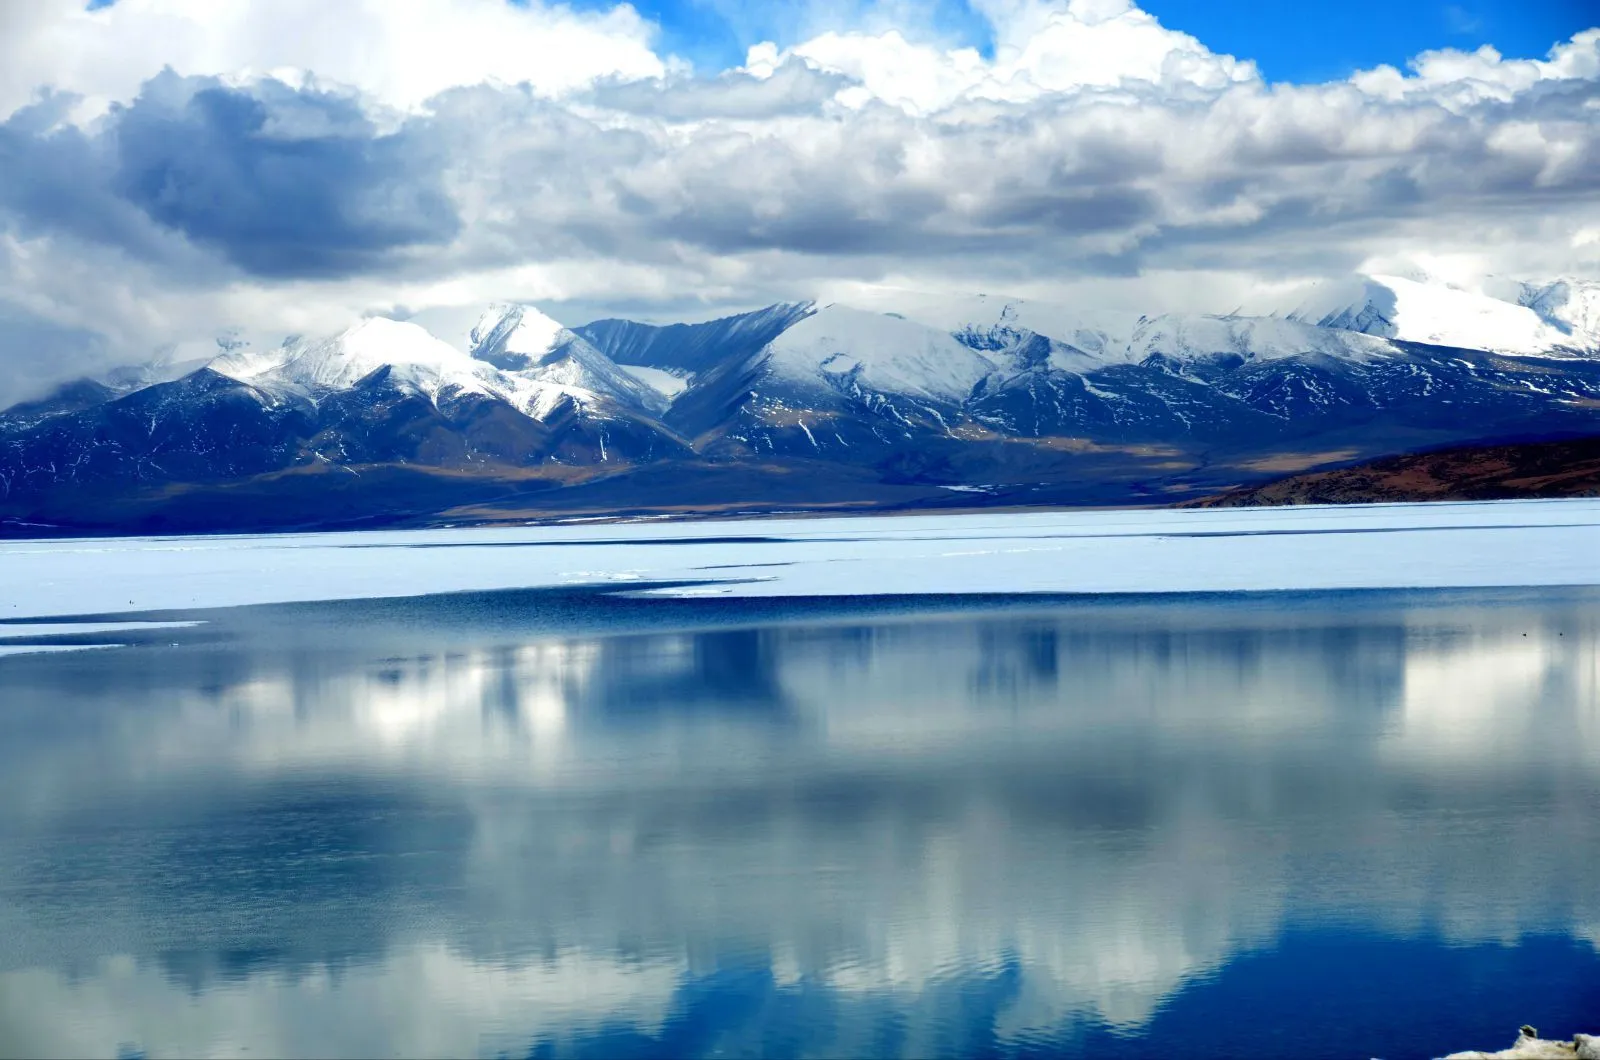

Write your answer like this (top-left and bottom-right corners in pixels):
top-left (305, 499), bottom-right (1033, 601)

top-left (1, 587), bottom-right (1597, 1059)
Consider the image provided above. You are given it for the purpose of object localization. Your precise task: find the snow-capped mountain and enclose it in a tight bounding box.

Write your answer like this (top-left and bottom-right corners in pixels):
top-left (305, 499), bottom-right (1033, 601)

top-left (765, 306), bottom-right (997, 403)
top-left (577, 302), bottom-right (815, 376)
top-left (656, 304), bottom-right (1003, 459)
top-left (214, 318), bottom-right (504, 401)
top-left (196, 312), bottom-right (691, 466)
top-left (839, 290), bottom-right (1133, 361)
top-left (467, 304), bottom-right (670, 417)
top-left (846, 289), bottom-right (1403, 368)
top-left (4, 274), bottom-right (1600, 533)
top-left (467, 304), bottom-right (569, 371)
top-left (1280, 274), bottom-right (1600, 357)
top-left (208, 313), bottom-right (670, 425)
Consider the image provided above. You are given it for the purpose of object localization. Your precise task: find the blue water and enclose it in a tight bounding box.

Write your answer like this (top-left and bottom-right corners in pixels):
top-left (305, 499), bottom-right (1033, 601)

top-left (0, 587), bottom-right (1597, 1059)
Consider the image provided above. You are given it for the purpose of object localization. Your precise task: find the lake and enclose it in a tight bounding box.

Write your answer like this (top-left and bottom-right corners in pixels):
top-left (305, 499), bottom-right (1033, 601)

top-left (1, 504), bottom-right (1598, 1059)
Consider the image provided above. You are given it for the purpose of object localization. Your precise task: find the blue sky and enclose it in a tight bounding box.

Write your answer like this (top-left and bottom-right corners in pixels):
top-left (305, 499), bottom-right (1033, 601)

top-left (1138, 0), bottom-right (1600, 80)
top-left (82, 0), bottom-right (1600, 78)
top-left (591, 0), bottom-right (1599, 80)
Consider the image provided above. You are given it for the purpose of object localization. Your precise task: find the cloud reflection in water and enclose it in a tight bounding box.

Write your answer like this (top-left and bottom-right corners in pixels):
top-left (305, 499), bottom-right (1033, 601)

top-left (0, 589), bottom-right (1597, 1058)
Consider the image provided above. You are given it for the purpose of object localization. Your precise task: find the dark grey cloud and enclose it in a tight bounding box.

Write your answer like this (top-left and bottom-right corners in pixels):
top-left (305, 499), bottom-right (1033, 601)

top-left (0, 301), bottom-right (110, 407)
top-left (108, 71), bottom-right (459, 277)
top-left (971, 186), bottom-right (1160, 233)
top-left (0, 94), bottom-right (177, 261)
top-left (0, 73), bottom-right (460, 282)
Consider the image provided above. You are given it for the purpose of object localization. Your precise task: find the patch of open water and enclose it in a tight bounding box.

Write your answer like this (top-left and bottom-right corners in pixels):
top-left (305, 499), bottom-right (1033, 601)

top-left (0, 584), bottom-right (1596, 1058)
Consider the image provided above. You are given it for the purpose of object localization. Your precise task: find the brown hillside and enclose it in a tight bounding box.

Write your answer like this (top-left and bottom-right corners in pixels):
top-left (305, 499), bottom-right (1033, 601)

top-left (1193, 435), bottom-right (1600, 507)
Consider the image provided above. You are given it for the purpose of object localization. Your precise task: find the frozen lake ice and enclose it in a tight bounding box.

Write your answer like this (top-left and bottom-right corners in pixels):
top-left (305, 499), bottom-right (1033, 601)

top-left (1, 499), bottom-right (1598, 627)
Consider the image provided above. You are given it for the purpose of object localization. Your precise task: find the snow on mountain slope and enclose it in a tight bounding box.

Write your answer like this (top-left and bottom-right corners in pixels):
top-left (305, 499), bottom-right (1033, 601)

top-left (842, 290), bottom-right (1398, 369)
top-left (205, 314), bottom-right (617, 422)
top-left (841, 290), bottom-right (1136, 363)
top-left (1125, 313), bottom-right (1397, 364)
top-left (97, 355), bottom-right (220, 394)
top-left (870, 277), bottom-right (1600, 364)
top-left (468, 304), bottom-right (568, 369)
top-left (1519, 279), bottom-right (1600, 351)
top-left (469, 304), bottom-right (668, 416)
top-left (763, 305), bottom-right (997, 403)
top-left (619, 365), bottom-right (689, 401)
top-left (207, 339), bottom-right (301, 383)
top-left (200, 308), bottom-right (671, 424)
top-left (512, 344), bottom-right (664, 418)
top-left (1290, 275), bottom-right (1582, 356)
top-left (251, 318), bottom-right (504, 401)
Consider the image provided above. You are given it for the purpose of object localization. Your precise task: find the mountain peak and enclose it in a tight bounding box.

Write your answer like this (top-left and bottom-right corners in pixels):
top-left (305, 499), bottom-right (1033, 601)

top-left (196, 316), bottom-right (503, 409)
top-left (469, 304), bottom-right (570, 370)
top-left (290, 318), bottom-right (482, 390)
top-left (765, 303), bottom-right (997, 403)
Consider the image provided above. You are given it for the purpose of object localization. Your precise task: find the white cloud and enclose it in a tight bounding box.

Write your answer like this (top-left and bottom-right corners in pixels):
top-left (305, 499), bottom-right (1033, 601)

top-left (0, 0), bottom-right (668, 121)
top-left (1351, 30), bottom-right (1600, 104)
top-left (757, 0), bottom-right (1257, 114)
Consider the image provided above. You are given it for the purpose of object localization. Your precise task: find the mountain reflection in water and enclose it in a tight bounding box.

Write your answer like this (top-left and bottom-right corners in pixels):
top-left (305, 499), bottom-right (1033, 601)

top-left (0, 588), bottom-right (1597, 1060)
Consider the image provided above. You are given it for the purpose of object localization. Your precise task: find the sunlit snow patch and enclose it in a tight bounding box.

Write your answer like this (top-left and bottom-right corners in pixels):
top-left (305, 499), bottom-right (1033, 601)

top-left (619, 365), bottom-right (689, 400)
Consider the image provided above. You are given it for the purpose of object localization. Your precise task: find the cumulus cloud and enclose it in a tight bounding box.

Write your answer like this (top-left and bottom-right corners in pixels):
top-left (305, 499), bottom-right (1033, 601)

top-left (0, 0), bottom-right (1597, 401)
top-left (777, 0), bottom-right (1259, 112)
top-left (0, 0), bottom-right (667, 119)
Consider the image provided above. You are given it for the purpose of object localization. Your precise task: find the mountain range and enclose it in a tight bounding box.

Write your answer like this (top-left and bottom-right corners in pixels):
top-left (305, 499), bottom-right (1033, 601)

top-left (3, 274), bottom-right (1599, 535)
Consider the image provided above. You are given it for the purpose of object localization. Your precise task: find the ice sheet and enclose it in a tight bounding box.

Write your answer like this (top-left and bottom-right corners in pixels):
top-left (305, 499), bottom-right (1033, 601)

top-left (1, 499), bottom-right (1598, 622)
top-left (0, 644), bottom-right (120, 658)
top-left (0, 621), bottom-right (202, 639)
